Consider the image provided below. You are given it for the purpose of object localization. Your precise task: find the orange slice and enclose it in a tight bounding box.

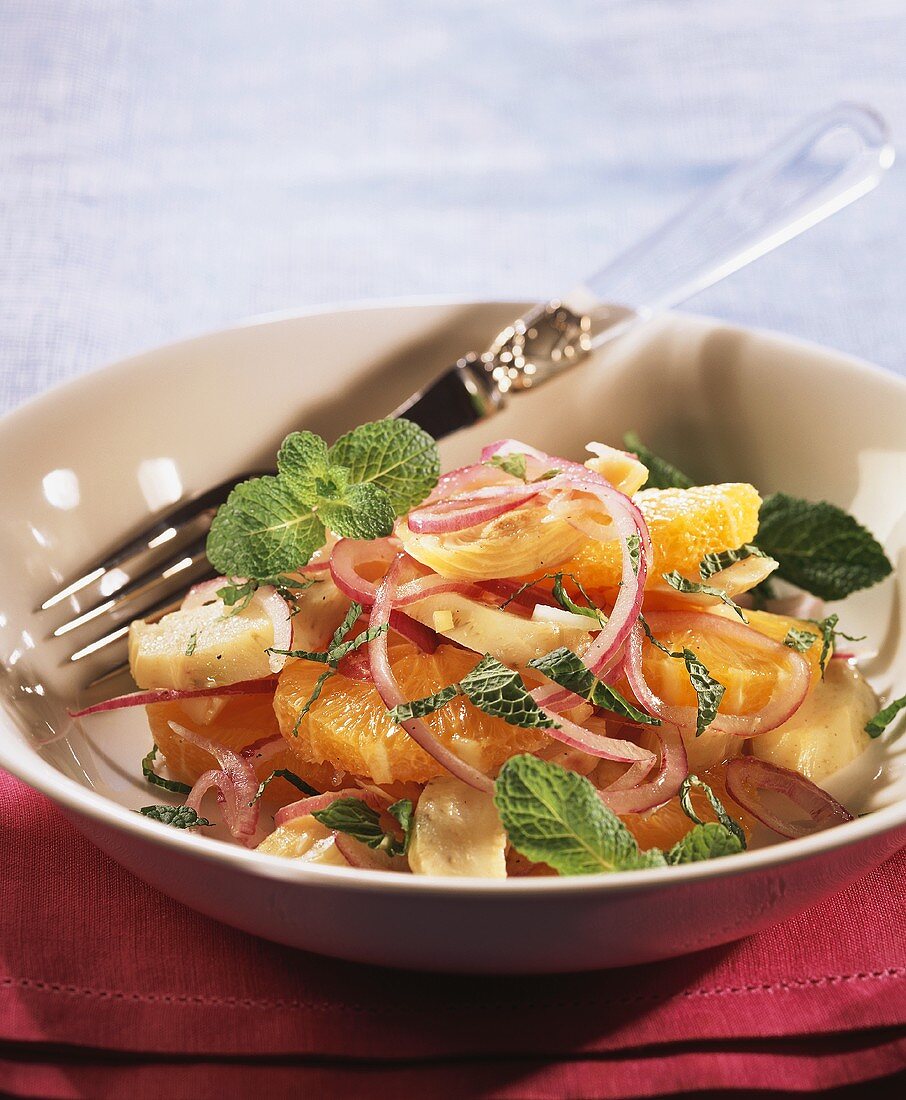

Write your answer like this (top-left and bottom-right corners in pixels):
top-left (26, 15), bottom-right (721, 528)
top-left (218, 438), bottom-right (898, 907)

top-left (273, 636), bottom-right (550, 785)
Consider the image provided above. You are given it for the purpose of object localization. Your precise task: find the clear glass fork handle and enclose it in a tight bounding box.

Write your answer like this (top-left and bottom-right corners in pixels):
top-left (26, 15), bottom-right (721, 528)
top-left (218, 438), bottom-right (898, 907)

top-left (569, 102), bottom-right (894, 345)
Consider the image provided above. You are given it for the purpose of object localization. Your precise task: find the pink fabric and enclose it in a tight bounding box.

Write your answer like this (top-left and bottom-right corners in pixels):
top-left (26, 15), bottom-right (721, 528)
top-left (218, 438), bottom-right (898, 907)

top-left (1, 768), bottom-right (904, 1097)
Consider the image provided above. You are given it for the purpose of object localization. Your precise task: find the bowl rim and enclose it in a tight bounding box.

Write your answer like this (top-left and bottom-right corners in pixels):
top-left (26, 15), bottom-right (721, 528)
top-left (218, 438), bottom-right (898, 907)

top-left (1, 297), bottom-right (904, 898)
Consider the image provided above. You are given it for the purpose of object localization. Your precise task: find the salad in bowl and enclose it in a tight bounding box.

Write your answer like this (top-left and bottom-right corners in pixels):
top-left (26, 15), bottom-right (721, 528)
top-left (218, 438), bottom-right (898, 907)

top-left (72, 419), bottom-right (898, 878)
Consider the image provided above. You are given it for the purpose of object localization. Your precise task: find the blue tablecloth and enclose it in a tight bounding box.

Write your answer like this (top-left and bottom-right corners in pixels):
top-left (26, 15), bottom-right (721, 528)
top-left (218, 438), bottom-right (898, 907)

top-left (1, 1), bottom-right (904, 412)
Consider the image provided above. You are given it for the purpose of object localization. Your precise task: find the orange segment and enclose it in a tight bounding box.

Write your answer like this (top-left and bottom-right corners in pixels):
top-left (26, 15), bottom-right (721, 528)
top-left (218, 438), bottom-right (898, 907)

top-left (619, 765), bottom-right (756, 852)
top-left (642, 608), bottom-right (824, 721)
top-left (274, 637), bottom-right (550, 785)
top-left (147, 695), bottom-right (347, 802)
top-left (555, 483), bottom-right (762, 593)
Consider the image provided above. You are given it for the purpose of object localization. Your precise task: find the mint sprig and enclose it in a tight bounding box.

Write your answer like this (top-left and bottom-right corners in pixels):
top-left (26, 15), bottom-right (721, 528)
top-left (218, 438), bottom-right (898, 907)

top-left (757, 492), bottom-right (892, 601)
top-left (207, 419), bottom-right (438, 579)
top-left (313, 797), bottom-right (414, 856)
top-left (527, 646), bottom-right (660, 725)
top-left (138, 805), bottom-right (212, 829)
top-left (865, 694), bottom-right (906, 739)
top-left (662, 570), bottom-right (748, 622)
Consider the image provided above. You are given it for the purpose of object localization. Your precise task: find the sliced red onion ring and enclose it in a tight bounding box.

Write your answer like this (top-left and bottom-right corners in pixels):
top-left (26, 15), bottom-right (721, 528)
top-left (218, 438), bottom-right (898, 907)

top-left (240, 734), bottom-right (285, 766)
top-left (531, 686), bottom-right (656, 766)
top-left (333, 833), bottom-right (407, 872)
top-left (623, 613), bottom-right (811, 737)
top-left (725, 757), bottom-right (853, 838)
top-left (368, 554), bottom-right (495, 793)
top-left (476, 578), bottom-right (559, 610)
top-left (427, 460), bottom-right (515, 503)
top-left (480, 439), bottom-right (587, 482)
top-left (329, 537), bottom-right (399, 605)
top-left (170, 721), bottom-right (259, 845)
top-left (68, 678), bottom-right (277, 718)
top-left (598, 723), bottom-right (688, 815)
top-left (407, 484), bottom-right (542, 535)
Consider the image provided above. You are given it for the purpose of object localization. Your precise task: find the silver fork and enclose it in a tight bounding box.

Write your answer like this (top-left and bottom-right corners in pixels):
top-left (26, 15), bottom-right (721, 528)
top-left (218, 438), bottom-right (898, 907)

top-left (43, 103), bottom-right (892, 684)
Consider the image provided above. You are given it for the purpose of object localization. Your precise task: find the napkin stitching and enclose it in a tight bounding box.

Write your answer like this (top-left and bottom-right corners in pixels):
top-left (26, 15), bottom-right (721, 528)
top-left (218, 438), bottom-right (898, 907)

top-left (1, 968), bottom-right (903, 1012)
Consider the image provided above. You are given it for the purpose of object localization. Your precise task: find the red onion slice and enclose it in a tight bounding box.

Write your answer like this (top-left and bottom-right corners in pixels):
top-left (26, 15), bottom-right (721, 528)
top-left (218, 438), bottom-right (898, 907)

top-left (368, 554), bottom-right (495, 793)
top-left (532, 687), bottom-right (657, 766)
top-left (68, 678), bottom-right (277, 717)
top-left (407, 484), bottom-right (542, 535)
top-left (170, 721), bottom-right (259, 845)
top-left (598, 723), bottom-right (688, 815)
top-left (329, 537), bottom-right (399, 605)
top-left (725, 757), bottom-right (853, 838)
top-left (623, 613), bottom-right (811, 737)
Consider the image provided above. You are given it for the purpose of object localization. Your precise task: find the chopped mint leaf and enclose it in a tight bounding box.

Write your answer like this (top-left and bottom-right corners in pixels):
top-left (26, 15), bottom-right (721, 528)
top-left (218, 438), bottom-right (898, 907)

top-left (141, 744), bottom-right (192, 795)
top-left (784, 626), bottom-right (819, 654)
top-left (640, 618), bottom-right (725, 737)
top-left (627, 533), bottom-right (642, 576)
top-left (184, 631), bottom-right (198, 657)
top-left (804, 613), bottom-right (863, 675)
top-left (312, 796), bottom-right (411, 856)
top-left (865, 694), bottom-right (906, 739)
top-left (494, 755), bottom-right (657, 874)
top-left (487, 453), bottom-right (528, 481)
top-left (390, 684), bottom-right (460, 723)
top-left (662, 570), bottom-right (748, 622)
top-left (250, 769), bottom-right (319, 806)
top-left (388, 799), bottom-right (415, 854)
top-left (679, 775), bottom-right (746, 846)
top-left (682, 649), bottom-right (725, 737)
top-left (459, 656), bottom-right (558, 730)
top-left (528, 647), bottom-right (660, 725)
top-left (622, 431), bottom-right (693, 490)
top-left (138, 805), bottom-right (212, 829)
top-left (757, 492), bottom-right (892, 600)
top-left (326, 624), bottom-right (388, 665)
top-left (330, 601), bottom-right (365, 648)
top-left (291, 669), bottom-right (334, 735)
top-left (667, 822), bottom-right (744, 863)
top-left (328, 419), bottom-right (440, 515)
top-left (699, 544), bottom-right (766, 580)
top-left (216, 578), bottom-right (260, 612)
top-left (551, 573), bottom-right (606, 624)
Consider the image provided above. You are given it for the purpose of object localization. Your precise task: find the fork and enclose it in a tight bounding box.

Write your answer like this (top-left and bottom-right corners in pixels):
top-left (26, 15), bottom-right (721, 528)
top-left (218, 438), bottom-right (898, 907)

top-left (43, 103), bottom-right (892, 684)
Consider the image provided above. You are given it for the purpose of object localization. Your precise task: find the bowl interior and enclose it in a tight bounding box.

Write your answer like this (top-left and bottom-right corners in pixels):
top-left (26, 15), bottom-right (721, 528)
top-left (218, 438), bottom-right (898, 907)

top-left (0, 301), bottom-right (904, 852)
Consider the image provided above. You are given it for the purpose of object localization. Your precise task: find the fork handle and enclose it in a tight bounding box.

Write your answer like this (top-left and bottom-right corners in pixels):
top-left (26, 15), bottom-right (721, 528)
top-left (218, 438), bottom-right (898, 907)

top-left (396, 102), bottom-right (893, 440)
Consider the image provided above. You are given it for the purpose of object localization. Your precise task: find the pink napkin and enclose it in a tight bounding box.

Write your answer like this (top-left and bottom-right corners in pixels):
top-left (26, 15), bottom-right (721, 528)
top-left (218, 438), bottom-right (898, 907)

top-left (1, 768), bottom-right (904, 1098)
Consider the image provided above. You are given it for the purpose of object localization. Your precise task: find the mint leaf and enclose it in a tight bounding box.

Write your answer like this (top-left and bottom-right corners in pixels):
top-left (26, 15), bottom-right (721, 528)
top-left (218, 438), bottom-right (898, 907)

top-left (667, 822), bottom-right (744, 863)
top-left (804, 613), bottom-right (863, 675)
top-left (865, 694), bottom-right (906, 739)
top-left (251, 768), bottom-right (319, 806)
top-left (331, 601), bottom-right (364, 648)
top-left (487, 453), bottom-right (528, 481)
top-left (627, 533), bottom-right (642, 576)
top-left (184, 631), bottom-right (198, 657)
top-left (459, 656), bottom-right (558, 729)
top-left (757, 492), bottom-right (892, 600)
top-left (328, 419), bottom-right (439, 514)
top-left (388, 799), bottom-right (414, 854)
top-left (494, 755), bottom-right (655, 874)
top-left (528, 647), bottom-right (660, 725)
top-left (662, 570), bottom-right (748, 622)
top-left (622, 431), bottom-right (693, 490)
top-left (551, 573), bottom-right (605, 623)
top-left (207, 473), bottom-right (326, 578)
top-left (276, 430), bottom-right (331, 506)
top-left (290, 669), bottom-right (334, 735)
top-left (640, 619), bottom-right (725, 737)
top-left (679, 775), bottom-right (746, 845)
top-left (784, 626), bottom-right (819, 654)
top-left (216, 578), bottom-right (260, 612)
top-left (682, 649), bottom-right (725, 737)
top-left (142, 745), bottom-right (192, 795)
top-left (138, 805), bottom-right (212, 829)
top-left (699, 544), bottom-right (766, 580)
top-left (312, 796), bottom-right (412, 856)
top-left (316, 481), bottom-right (395, 541)
top-left (390, 684), bottom-right (460, 723)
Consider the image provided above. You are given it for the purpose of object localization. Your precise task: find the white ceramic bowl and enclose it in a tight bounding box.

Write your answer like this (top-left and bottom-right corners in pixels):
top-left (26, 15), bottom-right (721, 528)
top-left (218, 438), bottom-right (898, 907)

top-left (1, 300), bottom-right (904, 974)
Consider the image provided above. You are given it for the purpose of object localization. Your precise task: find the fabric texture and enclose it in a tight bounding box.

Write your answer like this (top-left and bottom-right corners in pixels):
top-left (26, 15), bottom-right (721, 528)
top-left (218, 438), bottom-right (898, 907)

top-left (1, 770), bottom-right (904, 1097)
